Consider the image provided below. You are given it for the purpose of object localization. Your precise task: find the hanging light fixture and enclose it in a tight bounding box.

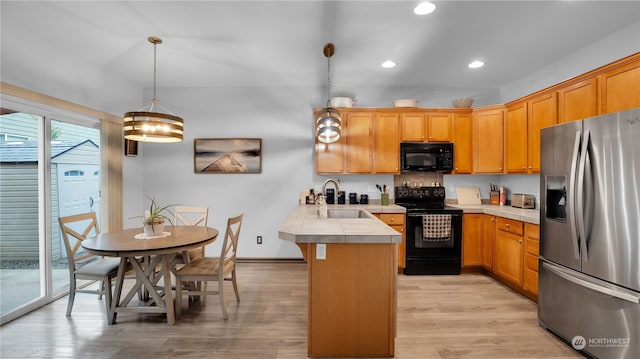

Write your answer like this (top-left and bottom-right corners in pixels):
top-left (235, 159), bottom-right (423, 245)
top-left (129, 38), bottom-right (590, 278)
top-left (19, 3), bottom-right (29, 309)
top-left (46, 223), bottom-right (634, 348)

top-left (123, 36), bottom-right (184, 143)
top-left (316, 43), bottom-right (342, 143)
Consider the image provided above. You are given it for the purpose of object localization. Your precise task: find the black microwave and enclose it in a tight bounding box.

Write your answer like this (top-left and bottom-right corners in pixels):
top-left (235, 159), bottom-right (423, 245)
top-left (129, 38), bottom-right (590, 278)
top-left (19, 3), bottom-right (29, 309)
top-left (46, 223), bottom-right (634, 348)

top-left (400, 142), bottom-right (454, 172)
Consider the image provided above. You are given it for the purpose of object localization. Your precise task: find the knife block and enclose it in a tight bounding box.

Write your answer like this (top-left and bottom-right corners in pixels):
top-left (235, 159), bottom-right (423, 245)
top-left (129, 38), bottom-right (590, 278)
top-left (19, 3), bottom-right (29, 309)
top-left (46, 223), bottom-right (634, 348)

top-left (490, 191), bottom-right (500, 205)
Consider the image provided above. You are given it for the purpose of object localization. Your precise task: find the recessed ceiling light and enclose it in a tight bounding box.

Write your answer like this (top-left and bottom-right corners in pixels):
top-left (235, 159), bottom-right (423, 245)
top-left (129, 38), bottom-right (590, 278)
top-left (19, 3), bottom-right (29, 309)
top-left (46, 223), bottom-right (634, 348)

top-left (468, 60), bottom-right (485, 69)
top-left (381, 60), bottom-right (397, 69)
top-left (414, 2), bottom-right (436, 15)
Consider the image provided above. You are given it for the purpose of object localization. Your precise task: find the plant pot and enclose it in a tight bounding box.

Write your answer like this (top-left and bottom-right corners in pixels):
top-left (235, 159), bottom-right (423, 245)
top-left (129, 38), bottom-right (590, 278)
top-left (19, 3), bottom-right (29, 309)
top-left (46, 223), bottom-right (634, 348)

top-left (143, 219), bottom-right (165, 237)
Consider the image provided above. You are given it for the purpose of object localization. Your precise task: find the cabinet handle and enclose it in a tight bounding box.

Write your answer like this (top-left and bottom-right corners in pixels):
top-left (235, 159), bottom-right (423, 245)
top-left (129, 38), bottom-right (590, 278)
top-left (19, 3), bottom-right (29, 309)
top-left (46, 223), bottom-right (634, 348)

top-left (506, 224), bottom-right (510, 227)
top-left (491, 218), bottom-right (495, 222)
top-left (518, 240), bottom-right (523, 244)
top-left (499, 167), bottom-right (503, 171)
top-left (522, 166), bottom-right (526, 170)
top-left (528, 166), bottom-right (532, 169)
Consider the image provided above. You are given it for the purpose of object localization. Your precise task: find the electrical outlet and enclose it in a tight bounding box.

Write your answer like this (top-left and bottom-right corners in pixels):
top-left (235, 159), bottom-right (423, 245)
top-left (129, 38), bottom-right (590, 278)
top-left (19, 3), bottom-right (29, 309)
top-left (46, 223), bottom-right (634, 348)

top-left (257, 235), bottom-right (263, 244)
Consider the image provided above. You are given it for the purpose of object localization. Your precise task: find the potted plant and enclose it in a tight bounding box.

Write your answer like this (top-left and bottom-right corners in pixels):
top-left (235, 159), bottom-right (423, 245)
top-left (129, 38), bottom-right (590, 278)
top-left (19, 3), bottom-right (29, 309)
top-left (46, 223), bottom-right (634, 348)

top-left (131, 196), bottom-right (176, 237)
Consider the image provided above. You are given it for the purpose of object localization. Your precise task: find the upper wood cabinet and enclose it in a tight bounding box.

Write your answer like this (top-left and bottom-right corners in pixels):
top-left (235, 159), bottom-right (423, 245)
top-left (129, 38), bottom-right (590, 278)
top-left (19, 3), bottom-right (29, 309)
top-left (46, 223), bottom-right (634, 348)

top-left (557, 77), bottom-right (598, 123)
top-left (399, 110), bottom-right (454, 142)
top-left (345, 111), bottom-right (373, 173)
top-left (452, 113), bottom-right (472, 174)
top-left (427, 113), bottom-right (453, 142)
top-left (505, 101), bottom-right (528, 173)
top-left (599, 57), bottom-right (640, 114)
top-left (400, 113), bottom-right (425, 142)
top-left (505, 93), bottom-right (557, 174)
top-left (527, 92), bottom-right (557, 173)
top-left (473, 106), bottom-right (504, 174)
top-left (373, 112), bottom-right (400, 174)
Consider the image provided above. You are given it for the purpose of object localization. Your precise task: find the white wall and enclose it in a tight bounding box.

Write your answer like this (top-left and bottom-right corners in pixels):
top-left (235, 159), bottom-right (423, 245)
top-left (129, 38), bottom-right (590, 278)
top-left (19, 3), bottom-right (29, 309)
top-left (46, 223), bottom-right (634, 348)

top-left (500, 20), bottom-right (640, 103)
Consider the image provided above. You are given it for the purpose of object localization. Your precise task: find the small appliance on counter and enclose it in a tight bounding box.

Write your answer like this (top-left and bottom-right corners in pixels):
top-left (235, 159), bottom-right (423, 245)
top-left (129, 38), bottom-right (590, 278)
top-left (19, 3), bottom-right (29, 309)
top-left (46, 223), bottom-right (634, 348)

top-left (359, 194), bottom-right (368, 204)
top-left (511, 193), bottom-right (535, 209)
top-left (325, 188), bottom-right (335, 204)
top-left (337, 191), bottom-right (345, 204)
top-left (349, 193), bottom-right (358, 204)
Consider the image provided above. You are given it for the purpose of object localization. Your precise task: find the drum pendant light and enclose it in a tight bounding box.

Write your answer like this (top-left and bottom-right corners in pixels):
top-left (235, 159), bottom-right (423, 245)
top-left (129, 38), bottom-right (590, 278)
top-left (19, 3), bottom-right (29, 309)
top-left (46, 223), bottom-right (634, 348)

top-left (123, 37), bottom-right (184, 143)
top-left (316, 43), bottom-right (341, 143)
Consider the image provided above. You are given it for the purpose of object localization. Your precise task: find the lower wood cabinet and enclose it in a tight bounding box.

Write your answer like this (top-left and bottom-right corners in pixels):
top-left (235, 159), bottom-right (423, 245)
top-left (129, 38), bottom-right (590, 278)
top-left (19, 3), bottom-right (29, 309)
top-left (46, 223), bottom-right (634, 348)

top-left (494, 217), bottom-right (524, 287)
top-left (523, 223), bottom-right (540, 297)
top-left (375, 213), bottom-right (406, 272)
top-left (462, 214), bottom-right (483, 267)
top-left (482, 215), bottom-right (496, 271)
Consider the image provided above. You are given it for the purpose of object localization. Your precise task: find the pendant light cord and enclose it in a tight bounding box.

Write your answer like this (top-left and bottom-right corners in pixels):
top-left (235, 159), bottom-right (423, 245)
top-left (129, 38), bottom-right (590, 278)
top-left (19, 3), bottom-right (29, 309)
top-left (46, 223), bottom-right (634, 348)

top-left (327, 53), bottom-right (331, 107)
top-left (152, 41), bottom-right (158, 103)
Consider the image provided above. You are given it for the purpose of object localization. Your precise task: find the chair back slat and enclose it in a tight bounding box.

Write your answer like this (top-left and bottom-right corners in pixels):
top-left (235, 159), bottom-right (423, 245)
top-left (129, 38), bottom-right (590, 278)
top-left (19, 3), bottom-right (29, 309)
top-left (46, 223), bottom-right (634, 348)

top-left (58, 212), bottom-right (99, 269)
top-left (219, 214), bottom-right (243, 273)
top-left (174, 206), bottom-right (209, 227)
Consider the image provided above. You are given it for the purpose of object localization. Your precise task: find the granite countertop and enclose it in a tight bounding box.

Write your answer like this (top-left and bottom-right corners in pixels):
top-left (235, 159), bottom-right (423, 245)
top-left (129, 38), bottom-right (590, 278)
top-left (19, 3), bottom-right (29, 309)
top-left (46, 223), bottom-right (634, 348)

top-left (278, 204), bottom-right (404, 244)
top-left (448, 204), bottom-right (540, 224)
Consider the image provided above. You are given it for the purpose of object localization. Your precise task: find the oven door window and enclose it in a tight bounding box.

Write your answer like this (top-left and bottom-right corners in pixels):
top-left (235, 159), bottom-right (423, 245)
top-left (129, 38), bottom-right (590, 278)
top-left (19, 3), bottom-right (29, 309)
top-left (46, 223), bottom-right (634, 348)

top-left (405, 152), bottom-right (436, 167)
top-left (413, 224), bottom-right (454, 248)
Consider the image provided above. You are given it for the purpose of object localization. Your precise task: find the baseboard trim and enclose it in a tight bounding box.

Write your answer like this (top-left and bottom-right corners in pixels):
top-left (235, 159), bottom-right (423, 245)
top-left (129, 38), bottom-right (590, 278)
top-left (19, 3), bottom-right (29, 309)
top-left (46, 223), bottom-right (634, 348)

top-left (236, 258), bottom-right (306, 264)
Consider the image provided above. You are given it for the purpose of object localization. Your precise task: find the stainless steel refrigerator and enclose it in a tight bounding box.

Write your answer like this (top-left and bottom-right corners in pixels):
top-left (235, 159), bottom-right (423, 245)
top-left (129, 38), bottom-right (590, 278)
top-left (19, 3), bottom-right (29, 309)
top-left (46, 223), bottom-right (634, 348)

top-left (538, 107), bottom-right (640, 359)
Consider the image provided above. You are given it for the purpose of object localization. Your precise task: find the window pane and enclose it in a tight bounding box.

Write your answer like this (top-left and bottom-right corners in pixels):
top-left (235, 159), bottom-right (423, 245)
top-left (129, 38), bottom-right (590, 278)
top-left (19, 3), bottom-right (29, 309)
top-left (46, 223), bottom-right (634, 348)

top-left (50, 119), bottom-right (101, 294)
top-left (0, 111), bottom-right (42, 316)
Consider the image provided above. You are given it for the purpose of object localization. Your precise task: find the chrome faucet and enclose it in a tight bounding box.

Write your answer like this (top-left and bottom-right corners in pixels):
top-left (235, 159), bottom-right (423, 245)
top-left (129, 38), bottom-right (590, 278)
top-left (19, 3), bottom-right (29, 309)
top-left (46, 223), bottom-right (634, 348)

top-left (322, 178), bottom-right (340, 197)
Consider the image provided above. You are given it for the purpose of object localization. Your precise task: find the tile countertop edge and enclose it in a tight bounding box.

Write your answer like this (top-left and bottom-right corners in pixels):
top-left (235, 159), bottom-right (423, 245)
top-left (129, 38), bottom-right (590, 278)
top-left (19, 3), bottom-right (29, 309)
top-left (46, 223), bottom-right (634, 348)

top-left (448, 204), bottom-right (540, 225)
top-left (278, 204), bottom-right (404, 244)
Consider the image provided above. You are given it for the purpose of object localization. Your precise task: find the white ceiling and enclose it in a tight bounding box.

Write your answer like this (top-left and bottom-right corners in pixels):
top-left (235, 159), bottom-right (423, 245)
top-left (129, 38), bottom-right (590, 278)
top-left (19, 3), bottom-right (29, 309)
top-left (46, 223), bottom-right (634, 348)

top-left (2, 1), bottom-right (639, 100)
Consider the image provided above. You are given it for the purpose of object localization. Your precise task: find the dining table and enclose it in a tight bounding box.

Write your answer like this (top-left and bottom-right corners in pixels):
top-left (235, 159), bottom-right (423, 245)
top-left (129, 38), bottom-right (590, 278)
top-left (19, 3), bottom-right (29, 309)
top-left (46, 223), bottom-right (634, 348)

top-left (81, 225), bottom-right (219, 325)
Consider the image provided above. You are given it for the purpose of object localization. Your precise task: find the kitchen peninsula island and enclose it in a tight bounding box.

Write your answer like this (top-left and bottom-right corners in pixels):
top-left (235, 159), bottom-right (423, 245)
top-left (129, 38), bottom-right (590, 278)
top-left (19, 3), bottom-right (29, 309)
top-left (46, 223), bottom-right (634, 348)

top-left (279, 204), bottom-right (403, 358)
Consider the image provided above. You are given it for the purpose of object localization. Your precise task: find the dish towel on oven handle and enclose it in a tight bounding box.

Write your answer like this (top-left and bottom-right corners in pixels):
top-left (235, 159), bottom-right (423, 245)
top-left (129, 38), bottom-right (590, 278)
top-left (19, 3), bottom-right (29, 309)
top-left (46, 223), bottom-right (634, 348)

top-left (422, 214), bottom-right (452, 241)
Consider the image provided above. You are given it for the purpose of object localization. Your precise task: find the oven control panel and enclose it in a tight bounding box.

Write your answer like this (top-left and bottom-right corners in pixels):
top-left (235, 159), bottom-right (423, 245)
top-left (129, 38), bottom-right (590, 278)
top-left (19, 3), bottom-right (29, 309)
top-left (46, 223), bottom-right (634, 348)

top-left (395, 186), bottom-right (445, 199)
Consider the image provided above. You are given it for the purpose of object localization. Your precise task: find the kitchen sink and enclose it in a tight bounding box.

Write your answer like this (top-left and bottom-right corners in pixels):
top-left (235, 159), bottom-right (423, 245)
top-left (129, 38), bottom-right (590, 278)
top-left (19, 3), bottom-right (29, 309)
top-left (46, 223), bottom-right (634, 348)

top-left (326, 208), bottom-right (373, 219)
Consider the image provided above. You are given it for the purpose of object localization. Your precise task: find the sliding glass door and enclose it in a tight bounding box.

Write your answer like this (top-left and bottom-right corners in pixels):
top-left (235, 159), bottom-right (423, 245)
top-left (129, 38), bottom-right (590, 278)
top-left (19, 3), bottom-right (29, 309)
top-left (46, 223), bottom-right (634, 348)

top-left (0, 101), bottom-right (100, 323)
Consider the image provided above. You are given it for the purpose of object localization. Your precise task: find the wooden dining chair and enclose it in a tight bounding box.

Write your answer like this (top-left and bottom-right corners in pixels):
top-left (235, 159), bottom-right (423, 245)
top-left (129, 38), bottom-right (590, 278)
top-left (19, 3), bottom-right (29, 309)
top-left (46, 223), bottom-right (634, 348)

top-left (174, 206), bottom-right (209, 261)
top-left (175, 213), bottom-right (243, 320)
top-left (58, 212), bottom-right (120, 317)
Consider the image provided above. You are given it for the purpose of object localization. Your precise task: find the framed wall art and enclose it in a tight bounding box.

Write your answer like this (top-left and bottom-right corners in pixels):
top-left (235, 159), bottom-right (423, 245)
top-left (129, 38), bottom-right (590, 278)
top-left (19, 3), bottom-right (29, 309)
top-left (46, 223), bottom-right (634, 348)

top-left (194, 138), bottom-right (262, 174)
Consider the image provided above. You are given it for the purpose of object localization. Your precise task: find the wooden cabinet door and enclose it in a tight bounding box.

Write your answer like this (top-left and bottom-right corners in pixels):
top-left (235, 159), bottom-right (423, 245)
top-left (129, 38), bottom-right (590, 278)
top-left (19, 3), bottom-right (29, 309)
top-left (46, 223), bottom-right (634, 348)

top-left (462, 214), bottom-right (483, 267)
top-left (452, 113), bottom-right (472, 173)
top-left (482, 215), bottom-right (496, 271)
top-left (495, 230), bottom-right (523, 287)
top-left (376, 213), bottom-right (406, 271)
top-left (400, 113), bottom-right (425, 142)
top-left (427, 113), bottom-right (452, 142)
top-left (473, 106), bottom-right (504, 174)
top-left (505, 101), bottom-right (528, 173)
top-left (345, 112), bottom-right (373, 173)
top-left (373, 113), bottom-right (400, 174)
top-left (599, 58), bottom-right (640, 114)
top-left (528, 92), bottom-right (557, 173)
top-left (523, 223), bottom-right (540, 297)
top-left (558, 77), bottom-right (598, 123)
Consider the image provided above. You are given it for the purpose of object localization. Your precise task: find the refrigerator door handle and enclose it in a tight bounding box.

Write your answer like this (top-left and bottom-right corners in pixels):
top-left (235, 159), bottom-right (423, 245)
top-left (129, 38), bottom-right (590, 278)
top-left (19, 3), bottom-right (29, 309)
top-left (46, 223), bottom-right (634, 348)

top-left (542, 262), bottom-right (640, 304)
top-left (543, 262), bottom-right (640, 304)
top-left (576, 129), bottom-right (591, 261)
top-left (568, 130), bottom-right (582, 260)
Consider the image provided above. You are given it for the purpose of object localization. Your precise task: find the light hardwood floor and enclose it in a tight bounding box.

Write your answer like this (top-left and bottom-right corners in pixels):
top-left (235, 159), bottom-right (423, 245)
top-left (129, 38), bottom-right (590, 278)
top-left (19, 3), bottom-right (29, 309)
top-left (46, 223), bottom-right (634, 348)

top-left (0, 262), bottom-right (581, 359)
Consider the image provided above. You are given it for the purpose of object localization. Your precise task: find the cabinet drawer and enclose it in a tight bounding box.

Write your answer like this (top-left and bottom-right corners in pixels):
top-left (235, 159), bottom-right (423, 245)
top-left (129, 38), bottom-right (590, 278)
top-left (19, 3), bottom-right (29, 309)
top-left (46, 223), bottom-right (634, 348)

top-left (525, 238), bottom-right (539, 256)
top-left (377, 213), bottom-right (406, 225)
top-left (389, 224), bottom-right (404, 234)
top-left (525, 252), bottom-right (539, 272)
top-left (496, 217), bottom-right (524, 236)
